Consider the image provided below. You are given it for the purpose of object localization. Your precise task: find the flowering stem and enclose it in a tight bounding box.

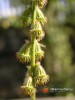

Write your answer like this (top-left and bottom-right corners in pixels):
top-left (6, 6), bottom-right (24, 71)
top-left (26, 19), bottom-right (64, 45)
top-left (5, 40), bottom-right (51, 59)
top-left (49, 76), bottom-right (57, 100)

top-left (16, 0), bottom-right (49, 99)
top-left (31, 1), bottom-right (37, 100)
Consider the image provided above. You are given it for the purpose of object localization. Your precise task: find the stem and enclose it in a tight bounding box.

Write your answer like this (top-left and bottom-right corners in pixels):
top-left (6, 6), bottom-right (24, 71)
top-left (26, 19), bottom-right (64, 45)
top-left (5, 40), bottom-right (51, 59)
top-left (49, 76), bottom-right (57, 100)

top-left (31, 1), bottom-right (37, 100)
top-left (31, 93), bottom-right (36, 100)
top-left (31, 34), bottom-right (36, 67)
top-left (31, 0), bottom-right (37, 77)
top-left (31, 0), bottom-right (37, 67)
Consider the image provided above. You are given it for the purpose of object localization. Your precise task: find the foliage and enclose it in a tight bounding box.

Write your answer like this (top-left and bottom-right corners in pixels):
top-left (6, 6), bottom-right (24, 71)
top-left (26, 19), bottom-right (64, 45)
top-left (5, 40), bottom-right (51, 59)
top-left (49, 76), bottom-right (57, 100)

top-left (45, 0), bottom-right (75, 96)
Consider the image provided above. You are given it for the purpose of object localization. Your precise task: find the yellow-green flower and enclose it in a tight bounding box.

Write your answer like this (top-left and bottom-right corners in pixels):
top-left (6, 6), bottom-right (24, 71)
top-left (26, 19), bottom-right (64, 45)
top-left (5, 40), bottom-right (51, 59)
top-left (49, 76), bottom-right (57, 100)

top-left (35, 40), bottom-right (44, 60)
top-left (36, 7), bottom-right (47, 25)
top-left (21, 7), bottom-right (32, 27)
top-left (38, 0), bottom-right (48, 8)
top-left (34, 62), bottom-right (49, 85)
top-left (16, 41), bottom-right (31, 63)
top-left (21, 75), bottom-right (36, 96)
top-left (30, 21), bottom-right (45, 40)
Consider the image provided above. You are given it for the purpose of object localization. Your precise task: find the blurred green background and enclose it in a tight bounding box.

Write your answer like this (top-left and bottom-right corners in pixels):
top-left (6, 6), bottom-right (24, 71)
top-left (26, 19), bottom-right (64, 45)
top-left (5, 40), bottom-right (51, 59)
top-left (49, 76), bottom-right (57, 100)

top-left (0, 0), bottom-right (75, 99)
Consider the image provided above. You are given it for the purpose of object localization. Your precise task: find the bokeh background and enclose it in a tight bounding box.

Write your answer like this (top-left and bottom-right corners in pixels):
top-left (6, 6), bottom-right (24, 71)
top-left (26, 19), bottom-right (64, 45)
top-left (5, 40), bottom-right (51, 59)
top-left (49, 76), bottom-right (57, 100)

top-left (0, 0), bottom-right (75, 99)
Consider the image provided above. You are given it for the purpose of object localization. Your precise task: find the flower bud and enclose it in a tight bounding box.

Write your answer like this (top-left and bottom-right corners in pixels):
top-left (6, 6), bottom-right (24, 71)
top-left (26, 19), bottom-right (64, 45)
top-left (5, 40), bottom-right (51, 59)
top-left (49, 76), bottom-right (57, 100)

top-left (38, 0), bottom-right (48, 8)
top-left (37, 7), bottom-right (47, 25)
top-left (34, 62), bottom-right (49, 85)
top-left (30, 22), bottom-right (45, 40)
top-left (21, 17), bottom-right (32, 27)
top-left (35, 40), bottom-right (44, 60)
top-left (21, 7), bottom-right (32, 27)
top-left (16, 41), bottom-right (31, 63)
top-left (21, 75), bottom-right (36, 96)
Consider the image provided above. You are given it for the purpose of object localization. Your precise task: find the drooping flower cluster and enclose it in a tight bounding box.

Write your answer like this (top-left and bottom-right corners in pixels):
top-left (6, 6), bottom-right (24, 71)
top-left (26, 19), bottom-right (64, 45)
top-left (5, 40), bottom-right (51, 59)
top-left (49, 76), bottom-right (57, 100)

top-left (17, 0), bottom-right (49, 97)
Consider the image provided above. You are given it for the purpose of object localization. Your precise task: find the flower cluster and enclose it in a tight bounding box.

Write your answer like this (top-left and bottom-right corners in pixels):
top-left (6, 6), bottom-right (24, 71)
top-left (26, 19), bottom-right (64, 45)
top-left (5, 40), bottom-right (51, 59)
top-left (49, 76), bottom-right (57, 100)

top-left (17, 0), bottom-right (49, 97)
top-left (16, 40), bottom-right (44, 63)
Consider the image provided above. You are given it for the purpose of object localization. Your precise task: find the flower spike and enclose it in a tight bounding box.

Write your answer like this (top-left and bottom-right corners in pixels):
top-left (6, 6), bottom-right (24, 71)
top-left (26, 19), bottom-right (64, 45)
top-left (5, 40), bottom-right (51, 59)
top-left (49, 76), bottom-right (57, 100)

top-left (16, 0), bottom-right (49, 99)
